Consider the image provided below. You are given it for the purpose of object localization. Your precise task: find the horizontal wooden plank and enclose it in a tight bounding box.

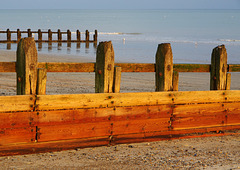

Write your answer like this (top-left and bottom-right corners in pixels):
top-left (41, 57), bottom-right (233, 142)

top-left (0, 137), bottom-right (109, 156)
top-left (34, 105), bottom-right (171, 126)
top-left (0, 95), bottom-right (34, 112)
top-left (228, 64), bottom-right (240, 72)
top-left (115, 63), bottom-right (155, 72)
top-left (0, 62), bottom-right (16, 72)
top-left (174, 64), bottom-right (210, 72)
top-left (0, 111), bottom-right (37, 128)
top-left (37, 122), bottom-right (112, 142)
top-left (37, 62), bottom-right (95, 72)
top-left (0, 62), bottom-right (239, 73)
top-left (36, 90), bottom-right (240, 111)
top-left (0, 127), bottom-right (35, 146)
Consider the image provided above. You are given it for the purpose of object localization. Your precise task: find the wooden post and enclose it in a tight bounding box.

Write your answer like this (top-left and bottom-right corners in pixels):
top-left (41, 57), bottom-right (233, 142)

top-left (155, 43), bottom-right (173, 91)
top-left (94, 30), bottom-right (98, 42)
top-left (58, 29), bottom-right (62, 41)
top-left (113, 66), bottom-right (121, 93)
top-left (16, 38), bottom-right (38, 95)
top-left (17, 29), bottom-right (21, 41)
top-left (226, 73), bottom-right (231, 90)
top-left (76, 30), bottom-right (81, 41)
top-left (95, 41), bottom-right (115, 93)
top-left (172, 71), bottom-right (179, 91)
top-left (38, 29), bottom-right (42, 42)
top-left (67, 30), bottom-right (71, 42)
top-left (48, 29), bottom-right (52, 42)
top-left (37, 68), bottom-right (47, 95)
top-left (27, 29), bottom-right (32, 37)
top-left (6, 29), bottom-right (11, 42)
top-left (86, 30), bottom-right (89, 42)
top-left (210, 45), bottom-right (228, 90)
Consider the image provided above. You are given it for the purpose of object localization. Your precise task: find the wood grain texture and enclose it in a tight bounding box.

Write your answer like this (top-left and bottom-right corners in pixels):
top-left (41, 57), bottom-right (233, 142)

top-left (155, 43), bottom-right (173, 91)
top-left (16, 38), bottom-right (38, 95)
top-left (36, 90), bottom-right (240, 111)
top-left (0, 95), bottom-right (34, 112)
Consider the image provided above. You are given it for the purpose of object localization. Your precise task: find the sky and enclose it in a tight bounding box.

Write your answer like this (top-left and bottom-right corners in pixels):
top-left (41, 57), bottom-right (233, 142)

top-left (1, 0), bottom-right (240, 9)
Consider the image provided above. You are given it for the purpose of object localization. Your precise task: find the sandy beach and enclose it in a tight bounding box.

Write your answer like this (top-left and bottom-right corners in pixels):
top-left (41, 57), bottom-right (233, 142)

top-left (0, 49), bottom-right (239, 169)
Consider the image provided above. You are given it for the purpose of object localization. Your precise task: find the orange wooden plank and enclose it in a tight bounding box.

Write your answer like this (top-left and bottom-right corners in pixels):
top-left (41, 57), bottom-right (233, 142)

top-left (0, 111), bottom-right (37, 128)
top-left (0, 127), bottom-right (35, 145)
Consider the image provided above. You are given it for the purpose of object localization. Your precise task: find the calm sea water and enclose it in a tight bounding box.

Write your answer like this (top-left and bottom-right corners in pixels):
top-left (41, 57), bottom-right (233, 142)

top-left (0, 9), bottom-right (240, 63)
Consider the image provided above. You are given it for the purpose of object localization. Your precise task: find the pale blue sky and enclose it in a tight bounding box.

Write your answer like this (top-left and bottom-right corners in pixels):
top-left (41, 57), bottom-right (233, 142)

top-left (1, 0), bottom-right (240, 9)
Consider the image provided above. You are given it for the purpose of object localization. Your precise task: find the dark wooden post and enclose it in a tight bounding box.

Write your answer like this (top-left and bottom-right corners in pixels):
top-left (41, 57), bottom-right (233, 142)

top-left (86, 30), bottom-right (89, 42)
top-left (210, 45), bottom-right (228, 90)
top-left (76, 30), bottom-right (81, 41)
top-left (48, 29), bottom-right (52, 42)
top-left (95, 41), bottom-right (115, 93)
top-left (16, 38), bottom-right (38, 95)
top-left (67, 30), bottom-right (71, 42)
top-left (27, 29), bottom-right (32, 37)
top-left (6, 29), bottom-right (11, 42)
top-left (155, 43), bottom-right (173, 91)
top-left (17, 29), bottom-right (21, 41)
top-left (38, 29), bottom-right (42, 41)
top-left (57, 29), bottom-right (62, 41)
top-left (94, 30), bottom-right (98, 42)
top-left (37, 68), bottom-right (47, 95)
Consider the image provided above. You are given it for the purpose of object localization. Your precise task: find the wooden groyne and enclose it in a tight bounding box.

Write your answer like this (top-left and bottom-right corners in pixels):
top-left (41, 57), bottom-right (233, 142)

top-left (0, 38), bottom-right (239, 156)
top-left (0, 29), bottom-right (97, 43)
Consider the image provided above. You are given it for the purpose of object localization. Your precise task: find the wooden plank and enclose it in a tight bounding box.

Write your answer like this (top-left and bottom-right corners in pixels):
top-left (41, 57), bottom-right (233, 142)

top-left (155, 43), bottom-right (173, 91)
top-left (113, 66), bottom-right (121, 93)
top-left (115, 63), bottom-right (155, 72)
top-left (228, 64), bottom-right (240, 72)
top-left (226, 73), bottom-right (231, 90)
top-left (0, 127), bottom-right (35, 145)
top-left (0, 95), bottom-right (34, 112)
top-left (210, 45), bottom-right (228, 90)
top-left (36, 90), bottom-right (240, 111)
top-left (174, 64), bottom-right (210, 72)
top-left (37, 62), bottom-right (95, 72)
top-left (172, 71), bottom-right (179, 91)
top-left (0, 111), bottom-right (37, 128)
top-left (95, 41), bottom-right (115, 93)
top-left (37, 122), bottom-right (112, 142)
top-left (0, 137), bottom-right (109, 157)
top-left (16, 38), bottom-right (38, 95)
top-left (37, 68), bottom-right (47, 95)
top-left (0, 62), bottom-right (16, 72)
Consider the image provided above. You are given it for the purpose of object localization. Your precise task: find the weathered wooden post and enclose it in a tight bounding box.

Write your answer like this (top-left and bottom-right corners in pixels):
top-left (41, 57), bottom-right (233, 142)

top-left (16, 38), bottom-right (38, 95)
top-left (67, 30), bottom-right (71, 42)
top-left (27, 29), bottom-right (32, 37)
top-left (94, 30), bottom-right (98, 42)
top-left (172, 71), bottom-right (179, 91)
top-left (58, 29), bottom-right (62, 41)
top-left (17, 29), bottom-right (21, 41)
top-left (48, 29), bottom-right (52, 42)
top-left (210, 45), bottom-right (228, 90)
top-left (37, 68), bottom-right (47, 95)
top-left (76, 30), bottom-right (81, 41)
top-left (113, 66), bottom-right (121, 93)
top-left (86, 30), bottom-right (89, 42)
top-left (6, 29), bottom-right (11, 42)
top-left (95, 41), bottom-right (115, 93)
top-left (155, 43), bottom-right (173, 91)
top-left (38, 29), bottom-right (42, 42)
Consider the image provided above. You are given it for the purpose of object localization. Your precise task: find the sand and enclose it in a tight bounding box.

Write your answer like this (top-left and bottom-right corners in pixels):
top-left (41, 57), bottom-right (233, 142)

top-left (0, 50), bottom-right (239, 169)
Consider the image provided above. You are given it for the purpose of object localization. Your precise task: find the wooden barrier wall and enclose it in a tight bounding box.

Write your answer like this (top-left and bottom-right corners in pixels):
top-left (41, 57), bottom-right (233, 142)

top-left (0, 29), bottom-right (97, 43)
top-left (0, 38), bottom-right (239, 156)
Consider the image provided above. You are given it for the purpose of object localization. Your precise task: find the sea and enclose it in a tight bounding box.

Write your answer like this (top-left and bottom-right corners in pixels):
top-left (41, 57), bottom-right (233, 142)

top-left (0, 9), bottom-right (240, 64)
